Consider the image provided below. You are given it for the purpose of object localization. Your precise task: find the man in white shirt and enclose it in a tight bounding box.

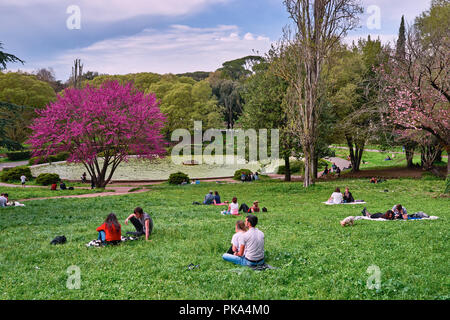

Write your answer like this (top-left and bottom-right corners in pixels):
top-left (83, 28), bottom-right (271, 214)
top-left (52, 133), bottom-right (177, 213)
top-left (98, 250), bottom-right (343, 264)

top-left (20, 175), bottom-right (26, 188)
top-left (222, 215), bottom-right (265, 267)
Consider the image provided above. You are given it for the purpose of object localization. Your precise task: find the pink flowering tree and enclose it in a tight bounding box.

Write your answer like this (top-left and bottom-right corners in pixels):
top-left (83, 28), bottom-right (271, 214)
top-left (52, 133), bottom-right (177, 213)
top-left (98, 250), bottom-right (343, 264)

top-left (28, 81), bottom-right (167, 188)
top-left (378, 24), bottom-right (449, 175)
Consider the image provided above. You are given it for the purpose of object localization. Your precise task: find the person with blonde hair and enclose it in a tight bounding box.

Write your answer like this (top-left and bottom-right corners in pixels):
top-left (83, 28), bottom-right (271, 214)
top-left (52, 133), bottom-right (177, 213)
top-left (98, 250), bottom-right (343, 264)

top-left (226, 220), bottom-right (248, 254)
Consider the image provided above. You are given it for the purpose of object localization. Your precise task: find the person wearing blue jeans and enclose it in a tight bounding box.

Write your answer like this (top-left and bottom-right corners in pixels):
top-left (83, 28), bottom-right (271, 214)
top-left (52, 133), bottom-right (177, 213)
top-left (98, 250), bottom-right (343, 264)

top-left (98, 230), bottom-right (106, 243)
top-left (222, 215), bottom-right (265, 267)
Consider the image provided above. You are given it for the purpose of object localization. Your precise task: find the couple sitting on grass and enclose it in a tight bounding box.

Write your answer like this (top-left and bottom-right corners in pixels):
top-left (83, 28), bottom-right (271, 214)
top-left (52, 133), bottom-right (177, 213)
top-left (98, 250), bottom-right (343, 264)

top-left (96, 207), bottom-right (153, 245)
top-left (222, 215), bottom-right (265, 267)
top-left (328, 187), bottom-right (357, 204)
top-left (202, 190), bottom-right (225, 205)
top-left (221, 197), bottom-right (261, 215)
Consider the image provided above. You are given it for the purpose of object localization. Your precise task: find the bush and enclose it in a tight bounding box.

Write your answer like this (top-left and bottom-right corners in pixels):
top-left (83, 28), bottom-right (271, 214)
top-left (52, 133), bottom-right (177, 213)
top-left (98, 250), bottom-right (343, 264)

top-left (6, 150), bottom-right (31, 161)
top-left (36, 173), bottom-right (61, 186)
top-left (168, 172), bottom-right (190, 185)
top-left (0, 166), bottom-right (33, 182)
top-left (277, 160), bottom-right (305, 175)
top-left (29, 152), bottom-right (70, 165)
top-left (233, 169), bottom-right (253, 180)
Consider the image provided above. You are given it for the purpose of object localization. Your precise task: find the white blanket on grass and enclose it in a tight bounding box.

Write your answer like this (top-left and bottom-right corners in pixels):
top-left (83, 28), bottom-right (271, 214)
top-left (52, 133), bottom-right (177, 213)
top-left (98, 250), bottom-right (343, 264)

top-left (352, 215), bottom-right (439, 222)
top-left (323, 201), bottom-right (366, 205)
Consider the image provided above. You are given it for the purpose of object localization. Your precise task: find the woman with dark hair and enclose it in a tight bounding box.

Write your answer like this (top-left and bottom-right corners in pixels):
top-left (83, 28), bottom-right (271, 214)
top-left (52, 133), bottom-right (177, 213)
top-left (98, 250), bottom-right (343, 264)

top-left (96, 213), bottom-right (122, 245)
top-left (362, 208), bottom-right (395, 220)
top-left (222, 197), bottom-right (239, 215)
top-left (343, 187), bottom-right (355, 203)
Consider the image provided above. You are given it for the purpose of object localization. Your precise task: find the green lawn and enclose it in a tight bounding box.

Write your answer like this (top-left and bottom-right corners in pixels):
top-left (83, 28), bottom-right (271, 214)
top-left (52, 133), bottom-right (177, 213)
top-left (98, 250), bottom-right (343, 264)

top-left (0, 178), bottom-right (448, 300)
top-left (331, 147), bottom-right (447, 170)
top-left (0, 186), bottom-right (110, 200)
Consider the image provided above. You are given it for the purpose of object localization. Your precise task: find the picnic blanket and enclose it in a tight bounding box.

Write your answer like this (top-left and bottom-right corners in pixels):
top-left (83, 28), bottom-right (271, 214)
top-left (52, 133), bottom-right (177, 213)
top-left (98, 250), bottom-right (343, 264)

top-left (85, 236), bottom-right (139, 247)
top-left (351, 215), bottom-right (439, 222)
top-left (323, 201), bottom-right (366, 205)
top-left (6, 201), bottom-right (25, 207)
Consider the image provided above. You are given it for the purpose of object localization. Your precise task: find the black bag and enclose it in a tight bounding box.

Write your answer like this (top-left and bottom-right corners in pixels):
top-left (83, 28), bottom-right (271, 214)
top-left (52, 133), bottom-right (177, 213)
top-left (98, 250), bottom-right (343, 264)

top-left (50, 235), bottom-right (67, 245)
top-left (262, 207), bottom-right (268, 212)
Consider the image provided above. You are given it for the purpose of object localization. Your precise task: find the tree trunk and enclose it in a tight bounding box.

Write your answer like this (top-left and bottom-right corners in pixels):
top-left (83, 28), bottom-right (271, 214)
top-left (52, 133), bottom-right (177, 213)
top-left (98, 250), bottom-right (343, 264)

top-left (313, 153), bottom-right (318, 179)
top-left (303, 146), bottom-right (315, 187)
top-left (284, 155), bottom-right (291, 182)
top-left (346, 135), bottom-right (364, 172)
top-left (404, 145), bottom-right (415, 168)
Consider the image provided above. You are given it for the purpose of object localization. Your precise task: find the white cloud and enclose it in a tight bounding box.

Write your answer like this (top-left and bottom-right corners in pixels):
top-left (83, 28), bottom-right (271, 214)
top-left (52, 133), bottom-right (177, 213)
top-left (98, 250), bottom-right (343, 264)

top-left (36, 25), bottom-right (272, 80)
top-left (1, 0), bottom-right (230, 21)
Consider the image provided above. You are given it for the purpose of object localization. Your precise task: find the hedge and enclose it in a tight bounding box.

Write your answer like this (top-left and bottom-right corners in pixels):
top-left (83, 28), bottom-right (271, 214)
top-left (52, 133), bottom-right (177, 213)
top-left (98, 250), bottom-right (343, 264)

top-left (36, 173), bottom-right (61, 186)
top-left (29, 152), bottom-right (70, 165)
top-left (168, 172), bottom-right (190, 185)
top-left (6, 150), bottom-right (31, 161)
top-left (0, 166), bottom-right (33, 182)
top-left (233, 169), bottom-right (254, 180)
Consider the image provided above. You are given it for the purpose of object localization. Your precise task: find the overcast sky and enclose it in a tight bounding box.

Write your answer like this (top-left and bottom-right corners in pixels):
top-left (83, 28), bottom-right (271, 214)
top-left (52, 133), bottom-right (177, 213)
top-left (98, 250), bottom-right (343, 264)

top-left (0, 0), bottom-right (431, 81)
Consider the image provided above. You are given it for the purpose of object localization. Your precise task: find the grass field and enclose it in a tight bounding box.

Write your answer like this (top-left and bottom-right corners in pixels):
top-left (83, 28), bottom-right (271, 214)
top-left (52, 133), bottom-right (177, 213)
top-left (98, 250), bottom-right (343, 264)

top-left (0, 177), bottom-right (448, 300)
top-left (0, 186), bottom-right (111, 201)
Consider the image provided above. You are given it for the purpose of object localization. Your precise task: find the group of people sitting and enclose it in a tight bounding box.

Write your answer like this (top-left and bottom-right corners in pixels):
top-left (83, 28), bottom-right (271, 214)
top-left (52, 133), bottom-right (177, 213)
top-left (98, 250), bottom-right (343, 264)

top-left (95, 207), bottom-right (154, 245)
top-left (327, 187), bottom-right (356, 204)
top-left (221, 197), bottom-right (262, 216)
top-left (51, 181), bottom-right (74, 191)
top-left (323, 163), bottom-right (341, 176)
top-left (369, 177), bottom-right (386, 184)
top-left (222, 215), bottom-right (265, 267)
top-left (240, 172), bottom-right (259, 182)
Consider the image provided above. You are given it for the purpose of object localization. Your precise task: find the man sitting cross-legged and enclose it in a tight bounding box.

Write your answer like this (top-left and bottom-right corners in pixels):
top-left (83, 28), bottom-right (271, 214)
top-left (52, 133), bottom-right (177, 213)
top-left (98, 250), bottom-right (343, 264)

top-left (124, 207), bottom-right (154, 241)
top-left (222, 215), bottom-right (265, 267)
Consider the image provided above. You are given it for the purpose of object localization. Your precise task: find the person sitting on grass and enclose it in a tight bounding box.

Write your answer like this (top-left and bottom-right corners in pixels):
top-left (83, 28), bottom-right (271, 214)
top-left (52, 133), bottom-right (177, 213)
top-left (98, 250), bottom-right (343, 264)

top-left (370, 177), bottom-right (378, 184)
top-left (226, 220), bottom-right (248, 255)
top-left (343, 187), bottom-right (355, 203)
top-left (323, 165), bottom-right (329, 176)
top-left (222, 197), bottom-right (240, 215)
top-left (249, 201), bottom-right (260, 213)
top-left (222, 215), bottom-right (265, 267)
top-left (203, 190), bottom-right (215, 205)
top-left (96, 213), bottom-right (122, 246)
top-left (328, 187), bottom-right (343, 204)
top-left (361, 208), bottom-right (395, 220)
top-left (51, 183), bottom-right (58, 191)
top-left (0, 193), bottom-right (7, 207)
top-left (124, 207), bottom-right (153, 241)
top-left (213, 191), bottom-right (222, 205)
top-left (60, 181), bottom-right (67, 190)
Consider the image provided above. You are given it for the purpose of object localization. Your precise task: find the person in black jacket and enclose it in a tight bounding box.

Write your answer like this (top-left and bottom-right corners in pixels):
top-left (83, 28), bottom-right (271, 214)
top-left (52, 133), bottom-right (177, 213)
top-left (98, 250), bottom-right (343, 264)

top-left (343, 187), bottom-right (355, 203)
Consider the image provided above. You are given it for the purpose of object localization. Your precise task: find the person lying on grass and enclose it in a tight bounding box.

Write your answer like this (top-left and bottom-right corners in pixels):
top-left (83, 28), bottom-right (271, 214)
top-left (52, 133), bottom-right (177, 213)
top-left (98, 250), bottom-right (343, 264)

top-left (239, 201), bottom-right (261, 214)
top-left (328, 187), bottom-right (343, 204)
top-left (226, 220), bottom-right (248, 255)
top-left (392, 204), bottom-right (408, 220)
top-left (222, 215), bottom-right (265, 267)
top-left (96, 213), bottom-right (122, 245)
top-left (221, 197), bottom-right (240, 215)
top-left (361, 208), bottom-right (395, 220)
top-left (124, 207), bottom-right (153, 241)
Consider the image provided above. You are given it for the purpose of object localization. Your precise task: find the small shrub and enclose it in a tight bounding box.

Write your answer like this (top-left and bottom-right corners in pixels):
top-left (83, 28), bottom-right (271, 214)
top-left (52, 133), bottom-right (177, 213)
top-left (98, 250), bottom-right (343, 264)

top-left (168, 172), bottom-right (190, 185)
top-left (6, 150), bottom-right (31, 161)
top-left (233, 169), bottom-right (253, 180)
top-left (0, 166), bottom-right (33, 182)
top-left (36, 173), bottom-right (61, 186)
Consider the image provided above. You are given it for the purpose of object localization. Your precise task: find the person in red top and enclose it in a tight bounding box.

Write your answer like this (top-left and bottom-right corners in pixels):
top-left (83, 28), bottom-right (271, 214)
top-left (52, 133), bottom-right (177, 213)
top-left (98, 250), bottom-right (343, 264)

top-left (96, 213), bottom-right (122, 245)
